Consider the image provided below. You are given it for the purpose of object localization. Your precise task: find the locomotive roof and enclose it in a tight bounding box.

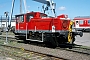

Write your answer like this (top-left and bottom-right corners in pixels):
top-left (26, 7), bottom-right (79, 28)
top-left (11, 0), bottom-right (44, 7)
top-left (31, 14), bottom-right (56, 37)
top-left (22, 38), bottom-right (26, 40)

top-left (15, 12), bottom-right (48, 17)
top-left (28, 12), bottom-right (47, 16)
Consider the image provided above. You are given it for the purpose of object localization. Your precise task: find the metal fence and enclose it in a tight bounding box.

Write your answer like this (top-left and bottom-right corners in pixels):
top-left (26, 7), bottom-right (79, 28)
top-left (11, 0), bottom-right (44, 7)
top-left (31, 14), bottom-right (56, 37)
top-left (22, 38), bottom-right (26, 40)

top-left (0, 16), bottom-right (15, 22)
top-left (0, 16), bottom-right (9, 22)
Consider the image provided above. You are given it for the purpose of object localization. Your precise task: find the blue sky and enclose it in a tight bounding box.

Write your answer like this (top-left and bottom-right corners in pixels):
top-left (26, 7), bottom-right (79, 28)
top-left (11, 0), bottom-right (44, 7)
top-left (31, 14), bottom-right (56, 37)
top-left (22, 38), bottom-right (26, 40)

top-left (0, 0), bottom-right (90, 19)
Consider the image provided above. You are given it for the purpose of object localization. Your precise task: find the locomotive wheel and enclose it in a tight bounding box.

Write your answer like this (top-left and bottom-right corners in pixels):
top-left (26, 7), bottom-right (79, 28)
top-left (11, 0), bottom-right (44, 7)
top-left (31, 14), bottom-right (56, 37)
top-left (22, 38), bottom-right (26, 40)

top-left (45, 34), bottom-right (58, 48)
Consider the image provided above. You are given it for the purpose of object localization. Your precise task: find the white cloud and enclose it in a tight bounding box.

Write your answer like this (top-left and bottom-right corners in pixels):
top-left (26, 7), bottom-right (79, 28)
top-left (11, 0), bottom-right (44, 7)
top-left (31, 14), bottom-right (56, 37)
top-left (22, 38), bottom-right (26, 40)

top-left (59, 6), bottom-right (66, 10)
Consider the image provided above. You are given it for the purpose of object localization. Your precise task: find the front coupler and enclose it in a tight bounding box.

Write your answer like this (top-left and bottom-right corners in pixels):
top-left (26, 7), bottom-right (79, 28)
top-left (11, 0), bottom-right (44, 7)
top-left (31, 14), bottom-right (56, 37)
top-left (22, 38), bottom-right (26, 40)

top-left (72, 31), bottom-right (83, 37)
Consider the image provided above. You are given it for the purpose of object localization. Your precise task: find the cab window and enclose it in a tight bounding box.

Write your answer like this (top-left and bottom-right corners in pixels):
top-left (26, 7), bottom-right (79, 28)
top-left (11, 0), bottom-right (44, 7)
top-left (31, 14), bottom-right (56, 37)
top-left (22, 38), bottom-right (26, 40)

top-left (27, 14), bottom-right (34, 22)
top-left (16, 15), bottom-right (24, 23)
top-left (79, 20), bottom-right (84, 24)
top-left (40, 13), bottom-right (47, 18)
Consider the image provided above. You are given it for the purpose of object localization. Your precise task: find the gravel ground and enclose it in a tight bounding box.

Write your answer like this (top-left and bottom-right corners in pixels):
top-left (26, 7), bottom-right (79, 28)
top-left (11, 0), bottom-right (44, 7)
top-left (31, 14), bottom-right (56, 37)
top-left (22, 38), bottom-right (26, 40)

top-left (0, 53), bottom-right (16, 60)
top-left (0, 32), bottom-right (90, 60)
top-left (0, 41), bottom-right (63, 60)
top-left (6, 43), bottom-right (90, 60)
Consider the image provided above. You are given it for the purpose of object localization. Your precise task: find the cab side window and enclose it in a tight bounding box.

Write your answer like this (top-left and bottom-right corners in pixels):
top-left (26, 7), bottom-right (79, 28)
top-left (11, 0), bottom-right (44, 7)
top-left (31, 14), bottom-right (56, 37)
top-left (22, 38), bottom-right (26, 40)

top-left (27, 15), bottom-right (34, 22)
top-left (20, 16), bottom-right (24, 22)
top-left (16, 15), bottom-right (24, 23)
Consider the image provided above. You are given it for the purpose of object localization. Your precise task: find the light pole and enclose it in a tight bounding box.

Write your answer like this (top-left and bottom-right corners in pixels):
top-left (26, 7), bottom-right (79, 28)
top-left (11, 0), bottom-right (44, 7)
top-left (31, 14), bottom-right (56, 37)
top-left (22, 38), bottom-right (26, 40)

top-left (4, 12), bottom-right (8, 44)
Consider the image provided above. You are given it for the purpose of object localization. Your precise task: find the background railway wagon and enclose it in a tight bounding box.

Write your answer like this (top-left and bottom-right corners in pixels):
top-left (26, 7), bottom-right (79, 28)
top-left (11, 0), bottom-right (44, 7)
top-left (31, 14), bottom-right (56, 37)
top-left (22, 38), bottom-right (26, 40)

top-left (73, 16), bottom-right (90, 32)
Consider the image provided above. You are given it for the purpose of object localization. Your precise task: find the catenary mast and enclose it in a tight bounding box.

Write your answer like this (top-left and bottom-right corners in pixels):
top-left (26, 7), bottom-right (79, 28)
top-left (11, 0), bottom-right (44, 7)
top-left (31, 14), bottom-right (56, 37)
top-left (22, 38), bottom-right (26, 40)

top-left (20, 0), bottom-right (22, 14)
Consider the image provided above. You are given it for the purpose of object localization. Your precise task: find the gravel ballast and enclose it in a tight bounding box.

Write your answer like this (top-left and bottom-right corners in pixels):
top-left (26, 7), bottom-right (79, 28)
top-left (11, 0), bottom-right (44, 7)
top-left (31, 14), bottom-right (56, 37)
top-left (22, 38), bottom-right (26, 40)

top-left (7, 43), bottom-right (90, 60)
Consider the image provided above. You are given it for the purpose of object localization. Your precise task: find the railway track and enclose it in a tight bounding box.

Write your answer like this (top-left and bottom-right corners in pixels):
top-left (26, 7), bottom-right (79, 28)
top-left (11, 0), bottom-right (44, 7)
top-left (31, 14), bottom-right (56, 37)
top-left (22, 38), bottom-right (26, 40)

top-left (0, 35), bottom-right (64, 60)
top-left (0, 45), bottom-right (34, 60)
top-left (4, 35), bottom-right (90, 55)
top-left (58, 44), bottom-right (90, 55)
top-left (0, 35), bottom-right (90, 60)
top-left (0, 44), bottom-right (64, 60)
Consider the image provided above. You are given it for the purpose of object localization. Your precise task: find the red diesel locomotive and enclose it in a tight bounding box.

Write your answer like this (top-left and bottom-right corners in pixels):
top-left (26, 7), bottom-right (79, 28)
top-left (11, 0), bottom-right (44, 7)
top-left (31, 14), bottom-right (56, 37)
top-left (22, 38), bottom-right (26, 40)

top-left (13, 0), bottom-right (83, 48)
top-left (14, 11), bottom-right (83, 47)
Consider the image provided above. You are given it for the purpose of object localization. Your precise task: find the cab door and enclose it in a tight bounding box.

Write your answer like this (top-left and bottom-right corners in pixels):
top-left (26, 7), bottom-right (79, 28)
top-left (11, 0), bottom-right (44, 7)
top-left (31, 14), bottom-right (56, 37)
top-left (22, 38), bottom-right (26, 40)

top-left (16, 15), bottom-right (26, 32)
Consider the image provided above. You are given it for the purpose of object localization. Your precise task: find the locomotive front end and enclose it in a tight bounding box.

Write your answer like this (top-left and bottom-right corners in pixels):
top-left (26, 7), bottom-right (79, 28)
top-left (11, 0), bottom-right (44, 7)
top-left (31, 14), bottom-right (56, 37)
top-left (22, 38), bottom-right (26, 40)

top-left (55, 14), bottom-right (83, 45)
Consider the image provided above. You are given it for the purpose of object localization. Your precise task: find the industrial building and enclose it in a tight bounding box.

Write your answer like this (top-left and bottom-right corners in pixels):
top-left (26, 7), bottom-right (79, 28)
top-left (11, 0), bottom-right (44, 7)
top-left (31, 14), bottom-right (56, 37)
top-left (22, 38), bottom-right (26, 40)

top-left (0, 16), bottom-right (15, 28)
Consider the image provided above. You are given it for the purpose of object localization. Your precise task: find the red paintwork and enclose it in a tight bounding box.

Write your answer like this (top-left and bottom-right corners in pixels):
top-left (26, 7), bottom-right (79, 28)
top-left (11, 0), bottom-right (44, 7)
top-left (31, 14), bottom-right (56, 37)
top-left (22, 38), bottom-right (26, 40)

top-left (15, 12), bottom-right (70, 32)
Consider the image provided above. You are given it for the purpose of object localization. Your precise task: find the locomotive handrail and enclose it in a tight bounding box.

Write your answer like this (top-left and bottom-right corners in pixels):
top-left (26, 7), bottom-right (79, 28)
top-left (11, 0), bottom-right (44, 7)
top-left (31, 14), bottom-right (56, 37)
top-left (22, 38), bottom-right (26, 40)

top-left (25, 23), bottom-right (44, 42)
